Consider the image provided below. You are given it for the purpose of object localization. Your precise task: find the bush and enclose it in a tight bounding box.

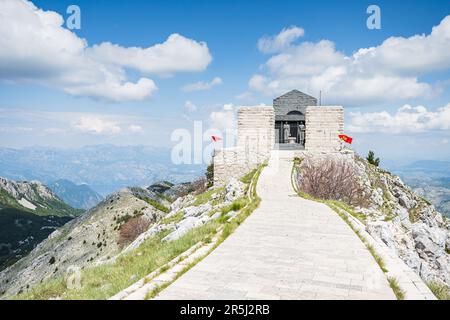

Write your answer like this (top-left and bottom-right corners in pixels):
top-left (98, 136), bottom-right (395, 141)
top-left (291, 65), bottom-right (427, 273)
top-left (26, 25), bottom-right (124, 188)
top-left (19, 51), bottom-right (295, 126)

top-left (118, 216), bottom-right (151, 248)
top-left (206, 163), bottom-right (214, 187)
top-left (366, 150), bottom-right (380, 167)
top-left (191, 176), bottom-right (208, 195)
top-left (296, 156), bottom-right (369, 206)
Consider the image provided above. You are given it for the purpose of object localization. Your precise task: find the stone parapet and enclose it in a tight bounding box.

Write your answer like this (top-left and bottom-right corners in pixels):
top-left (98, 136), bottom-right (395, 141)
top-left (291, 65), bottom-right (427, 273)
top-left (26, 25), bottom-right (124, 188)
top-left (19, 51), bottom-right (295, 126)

top-left (305, 106), bottom-right (344, 153)
top-left (213, 106), bottom-right (274, 186)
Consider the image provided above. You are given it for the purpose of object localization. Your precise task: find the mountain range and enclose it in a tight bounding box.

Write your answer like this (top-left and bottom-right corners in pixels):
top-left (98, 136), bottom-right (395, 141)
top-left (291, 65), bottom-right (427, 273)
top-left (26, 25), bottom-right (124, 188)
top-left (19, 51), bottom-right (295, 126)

top-left (0, 177), bottom-right (82, 270)
top-left (0, 145), bottom-right (204, 196)
top-left (49, 179), bottom-right (103, 210)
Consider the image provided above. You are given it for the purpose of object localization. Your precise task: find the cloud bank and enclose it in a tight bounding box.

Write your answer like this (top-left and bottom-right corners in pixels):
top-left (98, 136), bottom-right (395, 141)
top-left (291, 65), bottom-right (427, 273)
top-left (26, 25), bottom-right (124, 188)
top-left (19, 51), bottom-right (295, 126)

top-left (0, 0), bottom-right (212, 101)
top-left (248, 16), bottom-right (450, 105)
top-left (348, 104), bottom-right (450, 134)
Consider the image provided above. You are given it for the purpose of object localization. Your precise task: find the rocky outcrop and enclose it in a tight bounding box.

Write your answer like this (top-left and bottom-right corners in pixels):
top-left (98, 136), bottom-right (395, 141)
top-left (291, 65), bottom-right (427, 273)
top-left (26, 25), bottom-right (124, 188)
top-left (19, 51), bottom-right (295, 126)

top-left (354, 158), bottom-right (450, 288)
top-left (0, 177), bottom-right (54, 201)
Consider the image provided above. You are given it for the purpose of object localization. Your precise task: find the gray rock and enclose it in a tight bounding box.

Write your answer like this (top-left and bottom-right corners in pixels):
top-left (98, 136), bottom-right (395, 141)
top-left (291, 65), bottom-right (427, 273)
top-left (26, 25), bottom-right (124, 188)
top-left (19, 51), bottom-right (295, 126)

top-left (210, 211), bottom-right (222, 220)
top-left (162, 215), bottom-right (209, 242)
top-left (366, 221), bottom-right (397, 252)
top-left (183, 203), bottom-right (212, 217)
top-left (412, 223), bottom-right (447, 261)
top-left (225, 210), bottom-right (238, 221)
top-left (123, 224), bottom-right (169, 253)
top-left (392, 187), bottom-right (416, 209)
top-left (371, 188), bottom-right (384, 208)
top-left (225, 178), bottom-right (244, 203)
top-left (395, 207), bottom-right (412, 230)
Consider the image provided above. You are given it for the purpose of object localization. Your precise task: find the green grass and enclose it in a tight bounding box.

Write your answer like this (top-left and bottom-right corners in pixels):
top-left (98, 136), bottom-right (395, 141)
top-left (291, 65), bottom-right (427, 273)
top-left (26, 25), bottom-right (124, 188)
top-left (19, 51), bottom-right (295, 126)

top-left (420, 197), bottom-right (432, 206)
top-left (367, 244), bottom-right (388, 273)
top-left (240, 169), bottom-right (257, 184)
top-left (13, 222), bottom-right (220, 300)
top-left (428, 281), bottom-right (450, 300)
top-left (192, 187), bottom-right (224, 206)
top-left (159, 211), bottom-right (184, 225)
top-left (326, 200), bottom-right (367, 224)
top-left (140, 198), bottom-right (170, 213)
top-left (220, 198), bottom-right (248, 215)
top-left (388, 277), bottom-right (405, 300)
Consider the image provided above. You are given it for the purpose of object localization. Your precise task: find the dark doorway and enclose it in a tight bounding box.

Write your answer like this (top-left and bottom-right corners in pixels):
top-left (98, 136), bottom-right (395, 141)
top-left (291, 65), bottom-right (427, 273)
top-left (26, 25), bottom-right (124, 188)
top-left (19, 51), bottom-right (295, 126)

top-left (275, 121), bottom-right (306, 146)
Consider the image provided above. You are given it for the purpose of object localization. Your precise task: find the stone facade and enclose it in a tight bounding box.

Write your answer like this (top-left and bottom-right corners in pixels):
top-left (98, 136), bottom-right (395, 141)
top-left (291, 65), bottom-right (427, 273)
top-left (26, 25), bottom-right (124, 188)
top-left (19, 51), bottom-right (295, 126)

top-left (213, 106), bottom-right (274, 186)
top-left (213, 92), bottom-right (345, 185)
top-left (237, 106), bottom-right (275, 159)
top-left (305, 106), bottom-right (344, 153)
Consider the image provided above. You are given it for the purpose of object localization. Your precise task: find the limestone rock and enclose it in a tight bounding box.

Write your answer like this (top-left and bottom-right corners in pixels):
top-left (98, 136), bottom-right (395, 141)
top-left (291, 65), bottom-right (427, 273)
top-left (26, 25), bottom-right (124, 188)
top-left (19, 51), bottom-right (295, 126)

top-left (184, 203), bottom-right (212, 217)
top-left (225, 178), bottom-right (244, 203)
top-left (366, 221), bottom-right (397, 252)
top-left (371, 187), bottom-right (384, 207)
top-left (162, 216), bottom-right (208, 242)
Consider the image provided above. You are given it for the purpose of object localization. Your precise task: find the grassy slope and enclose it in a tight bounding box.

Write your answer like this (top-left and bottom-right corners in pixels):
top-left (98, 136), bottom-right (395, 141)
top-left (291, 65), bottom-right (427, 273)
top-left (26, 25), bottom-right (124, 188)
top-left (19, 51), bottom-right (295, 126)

top-left (13, 166), bottom-right (264, 300)
top-left (0, 186), bottom-right (82, 270)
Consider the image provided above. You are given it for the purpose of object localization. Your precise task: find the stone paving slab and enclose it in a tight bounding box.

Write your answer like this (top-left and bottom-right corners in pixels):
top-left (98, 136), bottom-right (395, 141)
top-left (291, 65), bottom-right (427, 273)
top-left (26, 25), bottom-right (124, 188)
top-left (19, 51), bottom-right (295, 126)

top-left (155, 151), bottom-right (396, 300)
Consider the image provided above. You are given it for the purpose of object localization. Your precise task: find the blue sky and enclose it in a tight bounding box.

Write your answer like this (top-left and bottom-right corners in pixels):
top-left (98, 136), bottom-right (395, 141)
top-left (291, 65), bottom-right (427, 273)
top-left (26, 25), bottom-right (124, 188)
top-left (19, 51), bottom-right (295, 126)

top-left (0, 0), bottom-right (449, 165)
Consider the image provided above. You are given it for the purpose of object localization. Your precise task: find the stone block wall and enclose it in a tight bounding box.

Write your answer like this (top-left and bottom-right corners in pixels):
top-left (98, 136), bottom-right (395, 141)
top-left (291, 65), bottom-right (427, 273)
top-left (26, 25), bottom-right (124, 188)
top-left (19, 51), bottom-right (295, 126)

top-left (305, 106), bottom-right (344, 153)
top-left (213, 106), bottom-right (274, 186)
top-left (237, 106), bottom-right (275, 162)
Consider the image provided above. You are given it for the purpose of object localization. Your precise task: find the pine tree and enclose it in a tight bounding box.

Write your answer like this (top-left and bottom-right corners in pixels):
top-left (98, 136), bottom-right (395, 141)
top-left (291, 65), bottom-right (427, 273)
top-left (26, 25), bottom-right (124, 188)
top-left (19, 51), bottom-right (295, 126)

top-left (366, 150), bottom-right (380, 167)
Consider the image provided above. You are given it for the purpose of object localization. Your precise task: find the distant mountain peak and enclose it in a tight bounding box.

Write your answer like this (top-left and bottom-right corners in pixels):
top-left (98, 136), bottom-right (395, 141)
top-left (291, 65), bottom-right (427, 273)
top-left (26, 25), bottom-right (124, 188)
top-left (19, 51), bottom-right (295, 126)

top-left (48, 179), bottom-right (103, 210)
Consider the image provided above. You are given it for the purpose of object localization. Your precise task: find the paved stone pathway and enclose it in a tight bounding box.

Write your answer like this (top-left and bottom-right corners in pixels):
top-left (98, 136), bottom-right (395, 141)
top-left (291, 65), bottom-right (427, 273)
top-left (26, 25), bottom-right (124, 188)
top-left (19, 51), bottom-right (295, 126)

top-left (155, 151), bottom-right (395, 300)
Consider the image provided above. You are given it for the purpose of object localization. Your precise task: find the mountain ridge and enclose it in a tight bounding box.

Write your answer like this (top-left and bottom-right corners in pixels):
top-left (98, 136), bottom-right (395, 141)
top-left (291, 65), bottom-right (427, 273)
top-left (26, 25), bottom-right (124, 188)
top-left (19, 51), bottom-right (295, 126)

top-left (0, 177), bottom-right (82, 270)
top-left (49, 179), bottom-right (103, 210)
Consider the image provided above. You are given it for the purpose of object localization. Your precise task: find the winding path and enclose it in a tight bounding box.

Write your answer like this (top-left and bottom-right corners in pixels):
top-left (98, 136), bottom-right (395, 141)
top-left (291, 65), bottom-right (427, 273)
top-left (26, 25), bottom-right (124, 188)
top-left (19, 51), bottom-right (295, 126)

top-left (155, 151), bottom-right (395, 300)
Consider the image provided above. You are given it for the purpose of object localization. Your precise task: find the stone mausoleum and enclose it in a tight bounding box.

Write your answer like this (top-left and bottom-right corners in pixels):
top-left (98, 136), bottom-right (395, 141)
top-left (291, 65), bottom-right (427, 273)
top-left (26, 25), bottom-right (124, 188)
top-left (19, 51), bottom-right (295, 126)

top-left (213, 90), bottom-right (344, 185)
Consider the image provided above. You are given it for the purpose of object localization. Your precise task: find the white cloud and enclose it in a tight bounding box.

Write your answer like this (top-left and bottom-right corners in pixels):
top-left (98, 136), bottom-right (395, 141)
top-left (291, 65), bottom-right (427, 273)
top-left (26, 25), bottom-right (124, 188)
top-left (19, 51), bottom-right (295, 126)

top-left (249, 16), bottom-right (450, 105)
top-left (89, 34), bottom-right (211, 75)
top-left (73, 117), bottom-right (122, 135)
top-left (257, 26), bottom-right (304, 53)
top-left (348, 103), bottom-right (450, 134)
top-left (182, 77), bottom-right (222, 92)
top-left (0, 0), bottom-right (212, 101)
top-left (184, 100), bottom-right (197, 112)
top-left (209, 104), bottom-right (236, 131)
top-left (128, 125), bottom-right (143, 133)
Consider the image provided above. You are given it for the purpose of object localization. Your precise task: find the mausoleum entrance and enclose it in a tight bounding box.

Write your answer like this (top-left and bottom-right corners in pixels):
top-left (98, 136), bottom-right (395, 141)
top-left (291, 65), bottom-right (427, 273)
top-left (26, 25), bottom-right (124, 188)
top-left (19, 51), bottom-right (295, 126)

top-left (273, 90), bottom-right (317, 150)
top-left (275, 120), bottom-right (306, 145)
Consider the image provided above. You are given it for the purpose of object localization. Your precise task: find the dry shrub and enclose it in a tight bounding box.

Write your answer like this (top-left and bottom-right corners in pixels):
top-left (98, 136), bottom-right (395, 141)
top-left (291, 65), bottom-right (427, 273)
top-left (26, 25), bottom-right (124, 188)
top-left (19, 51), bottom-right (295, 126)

top-left (191, 176), bottom-right (208, 195)
top-left (118, 216), bottom-right (151, 247)
top-left (297, 156), bottom-right (369, 206)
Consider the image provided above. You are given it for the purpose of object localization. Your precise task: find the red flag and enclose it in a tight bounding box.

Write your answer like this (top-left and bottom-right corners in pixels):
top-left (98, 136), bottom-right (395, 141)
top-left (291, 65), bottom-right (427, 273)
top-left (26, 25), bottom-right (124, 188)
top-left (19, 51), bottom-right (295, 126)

top-left (338, 134), bottom-right (353, 144)
top-left (211, 135), bottom-right (222, 142)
